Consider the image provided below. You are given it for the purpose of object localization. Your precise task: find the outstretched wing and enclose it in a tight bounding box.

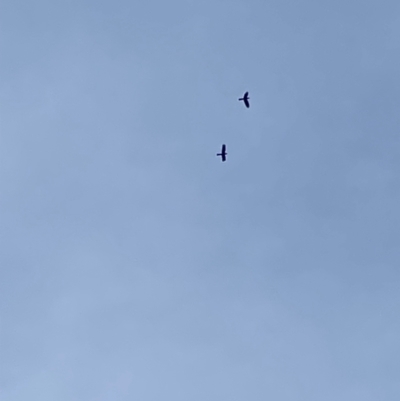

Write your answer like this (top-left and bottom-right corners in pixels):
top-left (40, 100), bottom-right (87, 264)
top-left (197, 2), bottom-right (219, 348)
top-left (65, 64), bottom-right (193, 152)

top-left (222, 154), bottom-right (226, 162)
top-left (244, 98), bottom-right (250, 108)
top-left (244, 91), bottom-right (249, 98)
top-left (221, 144), bottom-right (226, 153)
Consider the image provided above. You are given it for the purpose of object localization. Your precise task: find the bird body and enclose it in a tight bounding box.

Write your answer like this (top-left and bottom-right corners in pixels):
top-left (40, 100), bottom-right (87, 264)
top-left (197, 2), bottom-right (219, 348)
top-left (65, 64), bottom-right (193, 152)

top-left (217, 144), bottom-right (227, 162)
top-left (239, 91), bottom-right (250, 108)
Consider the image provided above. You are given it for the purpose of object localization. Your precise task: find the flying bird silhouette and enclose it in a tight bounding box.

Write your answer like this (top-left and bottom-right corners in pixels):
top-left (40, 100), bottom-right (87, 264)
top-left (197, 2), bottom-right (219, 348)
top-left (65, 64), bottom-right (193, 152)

top-left (239, 91), bottom-right (250, 108)
top-left (217, 144), bottom-right (227, 162)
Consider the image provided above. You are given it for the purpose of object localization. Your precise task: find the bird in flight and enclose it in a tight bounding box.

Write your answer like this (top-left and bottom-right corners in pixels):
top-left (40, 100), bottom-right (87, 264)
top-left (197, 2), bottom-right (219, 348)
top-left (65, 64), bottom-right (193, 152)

top-left (238, 91), bottom-right (250, 108)
top-left (217, 144), bottom-right (227, 162)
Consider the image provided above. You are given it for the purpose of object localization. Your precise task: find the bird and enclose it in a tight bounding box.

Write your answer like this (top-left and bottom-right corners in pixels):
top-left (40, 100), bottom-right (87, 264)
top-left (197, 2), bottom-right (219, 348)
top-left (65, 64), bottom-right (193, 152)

top-left (238, 91), bottom-right (250, 108)
top-left (217, 144), bottom-right (227, 162)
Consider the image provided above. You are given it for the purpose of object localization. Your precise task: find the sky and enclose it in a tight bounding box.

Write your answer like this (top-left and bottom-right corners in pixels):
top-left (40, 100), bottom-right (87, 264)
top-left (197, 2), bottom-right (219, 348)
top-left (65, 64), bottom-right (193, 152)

top-left (1, 0), bottom-right (400, 400)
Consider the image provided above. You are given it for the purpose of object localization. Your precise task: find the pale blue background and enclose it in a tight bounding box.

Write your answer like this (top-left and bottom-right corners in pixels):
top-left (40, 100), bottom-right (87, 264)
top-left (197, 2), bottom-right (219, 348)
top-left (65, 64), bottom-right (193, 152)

top-left (1, 1), bottom-right (400, 400)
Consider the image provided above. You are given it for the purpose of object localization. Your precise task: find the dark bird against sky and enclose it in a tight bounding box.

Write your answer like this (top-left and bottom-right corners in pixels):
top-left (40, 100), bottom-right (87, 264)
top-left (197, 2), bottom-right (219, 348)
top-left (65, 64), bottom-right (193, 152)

top-left (239, 91), bottom-right (250, 108)
top-left (217, 144), bottom-right (227, 162)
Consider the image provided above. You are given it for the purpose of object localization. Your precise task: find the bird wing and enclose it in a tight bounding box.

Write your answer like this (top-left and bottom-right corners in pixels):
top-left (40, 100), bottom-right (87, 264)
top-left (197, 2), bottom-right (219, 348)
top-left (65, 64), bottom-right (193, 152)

top-left (244, 91), bottom-right (249, 98)
top-left (222, 144), bottom-right (226, 153)
top-left (222, 154), bottom-right (226, 162)
top-left (244, 98), bottom-right (250, 108)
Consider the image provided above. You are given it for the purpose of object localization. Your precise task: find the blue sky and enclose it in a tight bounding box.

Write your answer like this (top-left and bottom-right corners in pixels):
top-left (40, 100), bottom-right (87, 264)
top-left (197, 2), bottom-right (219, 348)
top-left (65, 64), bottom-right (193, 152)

top-left (1, 1), bottom-right (400, 400)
